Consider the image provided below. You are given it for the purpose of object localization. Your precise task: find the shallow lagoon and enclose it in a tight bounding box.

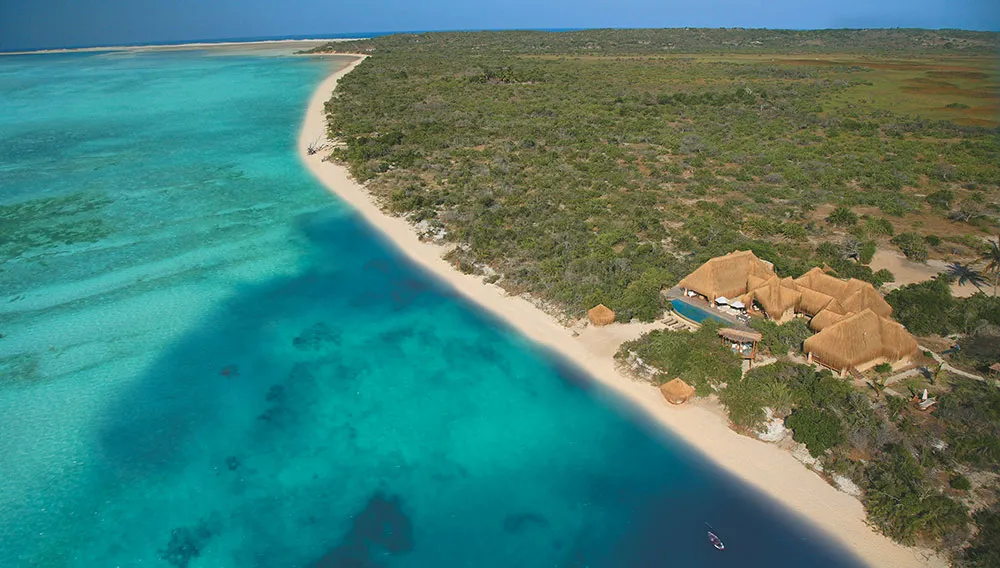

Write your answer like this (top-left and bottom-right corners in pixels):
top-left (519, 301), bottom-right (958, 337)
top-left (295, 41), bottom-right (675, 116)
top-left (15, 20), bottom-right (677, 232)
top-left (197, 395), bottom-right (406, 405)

top-left (0, 49), bottom-right (861, 567)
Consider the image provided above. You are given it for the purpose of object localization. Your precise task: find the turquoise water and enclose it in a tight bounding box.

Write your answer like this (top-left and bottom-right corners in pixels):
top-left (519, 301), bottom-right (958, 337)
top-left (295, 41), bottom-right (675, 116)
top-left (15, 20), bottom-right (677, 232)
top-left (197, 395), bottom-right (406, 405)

top-left (0, 49), bottom-right (861, 567)
top-left (670, 299), bottom-right (729, 325)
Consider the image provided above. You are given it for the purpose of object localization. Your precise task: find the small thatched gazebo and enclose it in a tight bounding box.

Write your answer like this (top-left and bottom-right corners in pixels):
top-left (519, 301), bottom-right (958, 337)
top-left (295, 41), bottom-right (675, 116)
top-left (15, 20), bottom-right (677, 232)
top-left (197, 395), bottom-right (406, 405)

top-left (588, 304), bottom-right (615, 326)
top-left (660, 378), bottom-right (696, 405)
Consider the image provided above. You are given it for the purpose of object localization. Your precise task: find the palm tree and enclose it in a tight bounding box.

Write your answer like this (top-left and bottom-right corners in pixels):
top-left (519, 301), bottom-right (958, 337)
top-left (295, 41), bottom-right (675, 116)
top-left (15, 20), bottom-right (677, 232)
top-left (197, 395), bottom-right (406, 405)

top-left (868, 376), bottom-right (887, 398)
top-left (981, 234), bottom-right (1000, 297)
top-left (947, 262), bottom-right (986, 291)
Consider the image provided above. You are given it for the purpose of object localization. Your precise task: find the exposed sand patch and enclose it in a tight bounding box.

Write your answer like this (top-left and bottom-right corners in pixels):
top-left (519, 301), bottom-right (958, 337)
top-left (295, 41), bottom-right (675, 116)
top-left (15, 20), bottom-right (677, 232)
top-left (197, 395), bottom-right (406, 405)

top-left (872, 249), bottom-right (982, 297)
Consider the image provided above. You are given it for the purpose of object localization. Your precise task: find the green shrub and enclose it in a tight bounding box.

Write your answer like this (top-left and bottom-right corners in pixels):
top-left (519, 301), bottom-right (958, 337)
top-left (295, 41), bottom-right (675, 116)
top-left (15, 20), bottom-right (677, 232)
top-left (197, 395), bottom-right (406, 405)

top-left (859, 240), bottom-right (877, 264)
top-left (873, 269), bottom-right (895, 285)
top-left (925, 189), bottom-right (954, 209)
top-left (925, 234), bottom-right (942, 247)
top-left (826, 206), bottom-right (859, 227)
top-left (785, 407), bottom-right (845, 457)
top-left (616, 267), bottom-right (673, 322)
top-left (862, 217), bottom-right (895, 238)
top-left (949, 474), bottom-right (972, 491)
top-left (720, 370), bottom-right (791, 432)
top-left (891, 232), bottom-right (929, 262)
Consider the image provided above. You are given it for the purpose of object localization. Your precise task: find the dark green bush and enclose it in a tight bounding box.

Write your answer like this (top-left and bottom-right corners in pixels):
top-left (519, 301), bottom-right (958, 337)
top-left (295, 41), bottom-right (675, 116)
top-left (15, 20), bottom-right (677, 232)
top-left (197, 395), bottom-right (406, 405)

top-left (863, 445), bottom-right (969, 545)
top-left (750, 318), bottom-right (811, 356)
top-left (873, 269), bottom-right (895, 285)
top-left (786, 407), bottom-right (845, 457)
top-left (964, 506), bottom-right (1000, 567)
top-left (885, 277), bottom-right (954, 335)
top-left (949, 474), bottom-right (971, 491)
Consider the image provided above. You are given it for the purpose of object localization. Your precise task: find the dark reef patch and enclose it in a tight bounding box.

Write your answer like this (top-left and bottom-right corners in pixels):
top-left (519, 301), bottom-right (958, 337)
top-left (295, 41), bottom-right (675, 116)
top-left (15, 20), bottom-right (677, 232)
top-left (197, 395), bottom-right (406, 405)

top-left (312, 492), bottom-right (414, 567)
top-left (159, 517), bottom-right (217, 568)
top-left (503, 512), bottom-right (548, 534)
top-left (293, 323), bottom-right (340, 351)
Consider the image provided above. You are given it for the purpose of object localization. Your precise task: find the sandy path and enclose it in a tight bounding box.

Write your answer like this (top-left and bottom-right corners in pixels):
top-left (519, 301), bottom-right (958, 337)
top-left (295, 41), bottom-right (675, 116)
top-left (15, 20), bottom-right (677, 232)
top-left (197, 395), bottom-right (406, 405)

top-left (872, 249), bottom-right (982, 297)
top-left (298, 56), bottom-right (944, 568)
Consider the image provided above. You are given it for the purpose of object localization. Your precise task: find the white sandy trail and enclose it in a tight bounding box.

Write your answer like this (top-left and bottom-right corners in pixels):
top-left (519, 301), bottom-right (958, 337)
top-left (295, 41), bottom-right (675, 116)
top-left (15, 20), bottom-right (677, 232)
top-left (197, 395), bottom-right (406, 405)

top-left (298, 55), bottom-right (944, 568)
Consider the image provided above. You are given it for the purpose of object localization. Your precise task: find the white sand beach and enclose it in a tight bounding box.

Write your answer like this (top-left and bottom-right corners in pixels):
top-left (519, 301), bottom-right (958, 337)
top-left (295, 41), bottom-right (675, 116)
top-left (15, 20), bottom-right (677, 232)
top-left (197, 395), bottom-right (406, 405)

top-left (299, 56), bottom-right (945, 568)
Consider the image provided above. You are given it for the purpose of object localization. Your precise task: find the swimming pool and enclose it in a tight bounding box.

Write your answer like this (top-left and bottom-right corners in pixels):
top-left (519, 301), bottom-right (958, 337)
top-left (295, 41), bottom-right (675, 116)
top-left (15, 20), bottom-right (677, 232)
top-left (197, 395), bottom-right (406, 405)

top-left (670, 298), bottom-right (729, 324)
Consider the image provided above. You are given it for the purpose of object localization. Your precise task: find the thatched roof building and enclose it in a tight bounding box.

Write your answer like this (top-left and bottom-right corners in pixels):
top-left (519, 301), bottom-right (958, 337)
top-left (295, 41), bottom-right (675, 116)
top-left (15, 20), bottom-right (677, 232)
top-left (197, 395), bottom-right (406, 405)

top-left (804, 309), bottom-right (918, 375)
top-left (739, 276), bottom-right (801, 322)
top-left (794, 268), bottom-right (892, 318)
top-left (808, 308), bottom-right (845, 331)
top-left (675, 253), bottom-right (915, 374)
top-left (587, 304), bottom-right (615, 326)
top-left (660, 378), bottom-right (696, 404)
top-left (678, 250), bottom-right (775, 301)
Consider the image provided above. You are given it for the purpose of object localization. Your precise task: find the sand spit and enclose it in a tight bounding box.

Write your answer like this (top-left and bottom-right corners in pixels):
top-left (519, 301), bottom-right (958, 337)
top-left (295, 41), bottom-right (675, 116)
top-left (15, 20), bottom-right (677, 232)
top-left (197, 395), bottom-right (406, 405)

top-left (0, 38), bottom-right (359, 57)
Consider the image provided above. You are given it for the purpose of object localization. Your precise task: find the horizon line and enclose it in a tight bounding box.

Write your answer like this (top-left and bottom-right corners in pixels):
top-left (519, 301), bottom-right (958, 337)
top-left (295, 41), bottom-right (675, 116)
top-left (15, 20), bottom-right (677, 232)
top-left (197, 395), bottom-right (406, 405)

top-left (3, 25), bottom-right (998, 54)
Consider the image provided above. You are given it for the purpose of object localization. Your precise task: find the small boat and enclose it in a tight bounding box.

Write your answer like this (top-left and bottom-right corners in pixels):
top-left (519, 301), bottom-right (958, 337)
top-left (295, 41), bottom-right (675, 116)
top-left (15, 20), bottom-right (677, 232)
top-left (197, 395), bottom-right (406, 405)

top-left (707, 530), bottom-right (724, 550)
top-left (705, 524), bottom-right (725, 550)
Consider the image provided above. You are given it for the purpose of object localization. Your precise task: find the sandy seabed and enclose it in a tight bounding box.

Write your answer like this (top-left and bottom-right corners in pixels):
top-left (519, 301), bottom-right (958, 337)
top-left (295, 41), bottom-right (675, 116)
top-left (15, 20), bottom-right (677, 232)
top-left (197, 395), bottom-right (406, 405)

top-left (299, 55), bottom-right (945, 568)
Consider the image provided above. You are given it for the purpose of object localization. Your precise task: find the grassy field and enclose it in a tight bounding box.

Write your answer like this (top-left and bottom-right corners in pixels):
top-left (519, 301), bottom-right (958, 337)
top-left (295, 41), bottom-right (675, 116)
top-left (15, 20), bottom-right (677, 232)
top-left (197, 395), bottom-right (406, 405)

top-left (681, 53), bottom-right (998, 126)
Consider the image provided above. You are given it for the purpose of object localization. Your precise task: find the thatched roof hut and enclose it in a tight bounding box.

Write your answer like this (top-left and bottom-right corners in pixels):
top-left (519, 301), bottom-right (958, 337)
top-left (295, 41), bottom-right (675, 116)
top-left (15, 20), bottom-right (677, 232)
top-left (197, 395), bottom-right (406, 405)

top-left (660, 378), bottom-right (696, 404)
top-left (809, 308), bottom-right (845, 331)
top-left (804, 309), bottom-right (917, 373)
top-left (587, 304), bottom-right (615, 326)
top-left (796, 287), bottom-right (836, 316)
top-left (678, 250), bottom-right (775, 301)
top-left (741, 276), bottom-right (802, 321)
top-left (794, 268), bottom-right (891, 318)
top-left (840, 282), bottom-right (893, 318)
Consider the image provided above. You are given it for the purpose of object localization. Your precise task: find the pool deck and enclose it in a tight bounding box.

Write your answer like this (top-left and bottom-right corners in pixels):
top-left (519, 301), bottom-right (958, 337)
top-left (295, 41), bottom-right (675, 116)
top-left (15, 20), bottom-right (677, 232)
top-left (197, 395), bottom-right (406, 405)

top-left (663, 287), bottom-right (753, 330)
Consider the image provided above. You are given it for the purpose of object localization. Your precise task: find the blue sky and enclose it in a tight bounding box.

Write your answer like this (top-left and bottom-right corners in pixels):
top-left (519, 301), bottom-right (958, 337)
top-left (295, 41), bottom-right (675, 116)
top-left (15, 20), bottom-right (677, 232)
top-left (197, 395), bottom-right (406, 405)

top-left (2, 0), bottom-right (998, 51)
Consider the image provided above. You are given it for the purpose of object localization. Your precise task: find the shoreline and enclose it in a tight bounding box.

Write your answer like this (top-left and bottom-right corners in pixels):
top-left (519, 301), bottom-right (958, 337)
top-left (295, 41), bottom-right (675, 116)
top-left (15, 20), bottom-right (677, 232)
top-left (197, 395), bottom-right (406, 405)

top-left (298, 56), bottom-right (944, 568)
top-left (0, 38), bottom-right (359, 57)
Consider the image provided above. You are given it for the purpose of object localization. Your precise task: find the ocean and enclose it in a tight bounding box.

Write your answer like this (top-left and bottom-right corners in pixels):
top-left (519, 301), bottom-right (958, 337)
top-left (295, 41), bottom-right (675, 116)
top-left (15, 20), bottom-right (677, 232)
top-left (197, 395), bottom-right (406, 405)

top-left (0, 47), bottom-right (862, 567)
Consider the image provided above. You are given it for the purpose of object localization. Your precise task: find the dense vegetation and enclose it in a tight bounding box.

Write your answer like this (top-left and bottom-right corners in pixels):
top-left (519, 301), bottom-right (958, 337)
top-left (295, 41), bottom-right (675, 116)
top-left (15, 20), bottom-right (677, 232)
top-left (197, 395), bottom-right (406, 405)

top-left (314, 29), bottom-right (999, 321)
top-left (622, 347), bottom-right (997, 555)
top-left (886, 278), bottom-right (1000, 371)
top-left (726, 362), bottom-right (996, 553)
top-left (617, 321), bottom-right (741, 395)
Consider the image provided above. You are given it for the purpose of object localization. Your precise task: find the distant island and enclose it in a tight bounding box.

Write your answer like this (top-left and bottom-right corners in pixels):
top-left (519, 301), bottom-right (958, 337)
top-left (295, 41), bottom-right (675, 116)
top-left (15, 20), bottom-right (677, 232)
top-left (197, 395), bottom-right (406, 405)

top-left (302, 28), bottom-right (999, 567)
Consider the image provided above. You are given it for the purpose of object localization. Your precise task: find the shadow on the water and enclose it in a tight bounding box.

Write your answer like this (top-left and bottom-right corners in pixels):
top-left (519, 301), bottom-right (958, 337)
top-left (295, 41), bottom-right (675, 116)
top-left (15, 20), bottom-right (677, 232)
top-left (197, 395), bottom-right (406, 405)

top-left (93, 208), bottom-right (864, 567)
